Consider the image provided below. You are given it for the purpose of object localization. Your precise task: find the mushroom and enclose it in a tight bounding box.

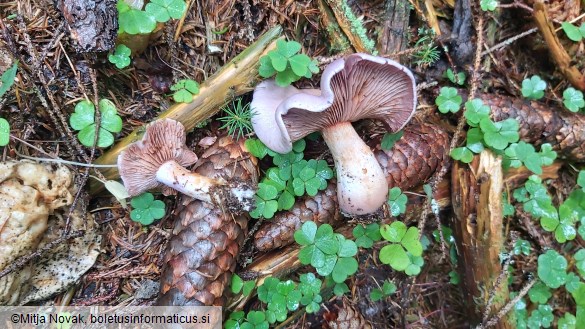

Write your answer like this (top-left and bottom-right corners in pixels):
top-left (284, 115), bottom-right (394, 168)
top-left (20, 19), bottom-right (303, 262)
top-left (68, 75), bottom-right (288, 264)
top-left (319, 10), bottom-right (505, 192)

top-left (117, 118), bottom-right (255, 210)
top-left (250, 53), bottom-right (416, 215)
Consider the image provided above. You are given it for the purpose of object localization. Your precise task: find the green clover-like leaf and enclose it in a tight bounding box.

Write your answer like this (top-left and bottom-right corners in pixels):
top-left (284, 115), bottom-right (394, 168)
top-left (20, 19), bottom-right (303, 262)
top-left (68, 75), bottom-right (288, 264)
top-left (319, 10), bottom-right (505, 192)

top-left (0, 61), bottom-right (18, 98)
top-left (0, 118), bottom-right (10, 146)
top-left (528, 281), bottom-right (552, 304)
top-left (464, 99), bottom-right (491, 126)
top-left (381, 131), bottom-right (404, 151)
top-left (521, 75), bottom-right (547, 100)
top-left (108, 44), bottom-right (131, 69)
top-left (387, 187), bottom-right (407, 216)
top-left (145, 0), bottom-right (186, 23)
top-left (562, 22), bottom-right (583, 42)
top-left (379, 244), bottom-right (410, 271)
top-left (537, 249), bottom-right (568, 288)
top-left (435, 87), bottom-right (462, 113)
top-left (118, 8), bottom-right (157, 34)
top-left (480, 0), bottom-right (498, 11)
top-left (450, 147), bottom-right (474, 163)
top-left (129, 192), bottom-right (166, 225)
top-left (380, 221), bottom-right (407, 243)
top-left (563, 87), bottom-right (585, 112)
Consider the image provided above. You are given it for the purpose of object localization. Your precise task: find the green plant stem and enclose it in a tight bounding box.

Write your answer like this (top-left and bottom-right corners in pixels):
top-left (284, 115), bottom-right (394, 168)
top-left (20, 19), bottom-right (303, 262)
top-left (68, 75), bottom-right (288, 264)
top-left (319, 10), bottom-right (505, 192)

top-left (89, 25), bottom-right (283, 195)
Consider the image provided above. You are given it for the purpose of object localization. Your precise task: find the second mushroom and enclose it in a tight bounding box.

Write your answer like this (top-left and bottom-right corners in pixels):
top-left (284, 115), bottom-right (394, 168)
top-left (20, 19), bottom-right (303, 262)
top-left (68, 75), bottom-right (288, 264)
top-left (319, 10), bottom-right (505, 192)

top-left (251, 53), bottom-right (417, 215)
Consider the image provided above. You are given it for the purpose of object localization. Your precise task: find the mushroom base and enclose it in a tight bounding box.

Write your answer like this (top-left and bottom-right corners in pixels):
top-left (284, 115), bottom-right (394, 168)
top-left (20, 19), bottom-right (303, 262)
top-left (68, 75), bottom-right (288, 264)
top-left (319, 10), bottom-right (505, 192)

top-left (321, 122), bottom-right (388, 215)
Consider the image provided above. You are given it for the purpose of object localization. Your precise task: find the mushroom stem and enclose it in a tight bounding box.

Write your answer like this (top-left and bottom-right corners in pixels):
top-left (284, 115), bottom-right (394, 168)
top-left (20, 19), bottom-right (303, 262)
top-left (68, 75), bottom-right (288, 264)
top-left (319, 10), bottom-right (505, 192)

top-left (156, 161), bottom-right (224, 203)
top-left (156, 161), bottom-right (256, 211)
top-left (321, 122), bottom-right (388, 215)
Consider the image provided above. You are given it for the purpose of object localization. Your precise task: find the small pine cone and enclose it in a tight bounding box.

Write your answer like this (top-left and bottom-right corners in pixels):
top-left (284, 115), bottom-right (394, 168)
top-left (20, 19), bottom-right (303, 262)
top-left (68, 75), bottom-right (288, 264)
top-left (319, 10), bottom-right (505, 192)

top-left (486, 93), bottom-right (585, 162)
top-left (324, 300), bottom-right (372, 329)
top-left (370, 121), bottom-right (450, 190)
top-left (157, 137), bottom-right (258, 306)
top-left (254, 181), bottom-right (339, 251)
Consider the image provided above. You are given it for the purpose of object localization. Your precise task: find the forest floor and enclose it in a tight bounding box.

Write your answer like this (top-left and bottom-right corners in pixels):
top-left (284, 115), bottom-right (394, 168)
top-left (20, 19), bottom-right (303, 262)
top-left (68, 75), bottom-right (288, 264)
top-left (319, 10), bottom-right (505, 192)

top-left (1, 0), bottom-right (585, 328)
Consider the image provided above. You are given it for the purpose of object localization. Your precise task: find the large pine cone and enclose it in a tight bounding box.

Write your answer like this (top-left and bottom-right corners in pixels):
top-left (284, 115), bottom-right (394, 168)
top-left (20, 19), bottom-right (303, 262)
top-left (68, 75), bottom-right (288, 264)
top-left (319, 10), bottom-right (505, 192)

top-left (157, 136), bottom-right (258, 306)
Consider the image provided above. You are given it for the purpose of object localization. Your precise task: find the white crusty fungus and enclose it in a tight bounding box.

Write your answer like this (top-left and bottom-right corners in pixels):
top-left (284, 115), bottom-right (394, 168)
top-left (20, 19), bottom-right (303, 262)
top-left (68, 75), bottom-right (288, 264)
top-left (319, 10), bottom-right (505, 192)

top-left (0, 160), bottom-right (100, 305)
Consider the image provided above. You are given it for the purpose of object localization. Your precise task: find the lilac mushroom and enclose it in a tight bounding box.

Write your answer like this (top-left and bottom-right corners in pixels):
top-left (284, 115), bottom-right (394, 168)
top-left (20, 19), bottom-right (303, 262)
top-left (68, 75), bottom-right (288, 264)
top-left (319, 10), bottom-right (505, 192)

top-left (250, 53), bottom-right (416, 215)
top-left (118, 119), bottom-right (254, 208)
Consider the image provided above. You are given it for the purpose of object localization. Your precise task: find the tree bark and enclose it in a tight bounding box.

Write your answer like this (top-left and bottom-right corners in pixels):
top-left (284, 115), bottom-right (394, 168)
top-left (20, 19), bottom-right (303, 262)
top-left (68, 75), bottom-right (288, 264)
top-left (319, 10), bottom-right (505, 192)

top-left (451, 151), bottom-right (512, 329)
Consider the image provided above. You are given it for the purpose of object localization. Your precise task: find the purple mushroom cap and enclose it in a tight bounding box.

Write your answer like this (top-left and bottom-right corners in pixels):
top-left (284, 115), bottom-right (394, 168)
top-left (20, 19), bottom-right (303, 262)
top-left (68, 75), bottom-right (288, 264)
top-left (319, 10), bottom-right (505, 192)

top-left (250, 53), bottom-right (417, 215)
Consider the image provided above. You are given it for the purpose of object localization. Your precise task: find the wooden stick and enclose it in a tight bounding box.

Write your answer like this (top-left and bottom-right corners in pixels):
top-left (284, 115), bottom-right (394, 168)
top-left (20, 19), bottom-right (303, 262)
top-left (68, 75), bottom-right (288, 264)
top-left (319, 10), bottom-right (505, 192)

top-left (533, 2), bottom-right (585, 91)
top-left (451, 151), bottom-right (513, 329)
top-left (89, 25), bottom-right (283, 194)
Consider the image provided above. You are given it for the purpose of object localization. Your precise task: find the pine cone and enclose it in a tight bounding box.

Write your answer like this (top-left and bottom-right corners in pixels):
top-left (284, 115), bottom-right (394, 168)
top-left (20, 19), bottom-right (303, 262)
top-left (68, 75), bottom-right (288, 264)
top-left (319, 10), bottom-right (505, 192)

top-left (254, 122), bottom-right (450, 252)
top-left (486, 93), bottom-right (585, 162)
top-left (157, 137), bottom-right (258, 306)
top-left (324, 300), bottom-right (372, 329)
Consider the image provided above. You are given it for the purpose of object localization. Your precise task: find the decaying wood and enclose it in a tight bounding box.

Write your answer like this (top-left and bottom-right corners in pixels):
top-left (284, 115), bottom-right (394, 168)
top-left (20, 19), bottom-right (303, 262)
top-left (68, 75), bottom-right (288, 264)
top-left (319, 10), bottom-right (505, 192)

top-left (324, 0), bottom-right (373, 53)
top-left (318, 0), bottom-right (351, 54)
top-left (451, 151), bottom-right (512, 329)
top-left (156, 136), bottom-right (258, 306)
top-left (486, 93), bottom-right (585, 162)
top-left (254, 122), bottom-right (451, 251)
top-left (533, 2), bottom-right (585, 91)
top-left (377, 0), bottom-right (410, 55)
top-left (56, 0), bottom-right (118, 52)
top-left (90, 25), bottom-right (282, 194)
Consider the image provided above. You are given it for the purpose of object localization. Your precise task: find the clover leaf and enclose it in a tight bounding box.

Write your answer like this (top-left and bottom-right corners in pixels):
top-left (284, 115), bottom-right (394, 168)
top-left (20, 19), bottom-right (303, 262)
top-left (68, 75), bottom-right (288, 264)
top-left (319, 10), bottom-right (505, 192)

top-left (258, 39), bottom-right (319, 86)
top-left (381, 130), bottom-right (404, 151)
top-left (250, 182), bottom-right (279, 219)
top-left (299, 274), bottom-right (323, 313)
top-left (225, 311), bottom-right (245, 329)
top-left (513, 175), bottom-right (556, 220)
top-left (449, 270), bottom-right (460, 285)
top-left (538, 249), bottom-right (567, 288)
top-left (387, 187), bottom-right (407, 216)
top-left (295, 222), bottom-right (357, 282)
top-left (480, 0), bottom-right (498, 11)
top-left (444, 68), bottom-right (466, 85)
top-left (353, 223), bottom-right (382, 248)
top-left (528, 281), bottom-right (552, 304)
top-left (379, 222), bottom-right (423, 272)
top-left (292, 165), bottom-right (320, 196)
top-left (563, 87), bottom-right (585, 112)
top-left (245, 138), bottom-right (270, 159)
top-left (513, 239), bottom-right (531, 256)
top-left (130, 192), bottom-right (165, 225)
top-left (575, 249), bottom-right (585, 279)
top-left (562, 22), bottom-right (585, 42)
top-left (578, 171), bottom-right (585, 191)
top-left (558, 313), bottom-right (577, 329)
top-left (521, 75), bottom-right (546, 100)
top-left (480, 117), bottom-right (519, 150)
top-left (450, 147), bottom-right (474, 163)
top-left (464, 99), bottom-right (491, 126)
top-left (436, 87), bottom-right (462, 113)
top-left (370, 280), bottom-right (397, 301)
top-left (117, 2), bottom-right (157, 35)
top-left (565, 272), bottom-right (582, 293)
top-left (241, 311), bottom-right (269, 329)
top-left (170, 79), bottom-right (200, 103)
top-left (70, 99), bottom-right (122, 148)
top-left (145, 0), bottom-right (186, 23)
top-left (527, 304), bottom-right (554, 329)
top-left (0, 118), bottom-right (10, 146)
top-left (405, 253), bottom-right (424, 276)
top-left (108, 44), bottom-right (131, 69)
